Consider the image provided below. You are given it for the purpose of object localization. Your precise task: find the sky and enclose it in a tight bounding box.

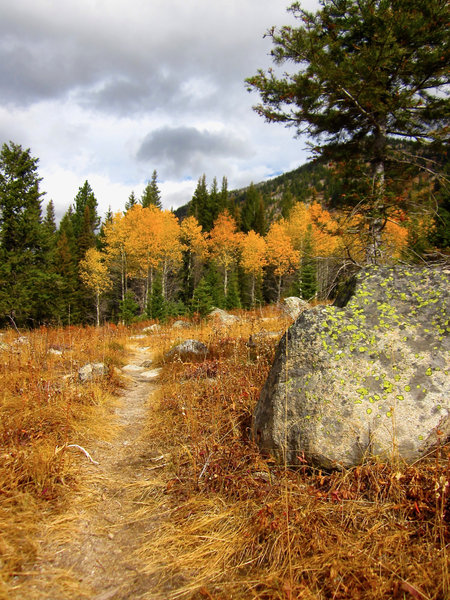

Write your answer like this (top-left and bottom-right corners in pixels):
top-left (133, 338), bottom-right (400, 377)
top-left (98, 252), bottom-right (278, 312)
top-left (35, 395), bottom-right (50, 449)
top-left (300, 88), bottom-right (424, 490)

top-left (1, 0), bottom-right (320, 220)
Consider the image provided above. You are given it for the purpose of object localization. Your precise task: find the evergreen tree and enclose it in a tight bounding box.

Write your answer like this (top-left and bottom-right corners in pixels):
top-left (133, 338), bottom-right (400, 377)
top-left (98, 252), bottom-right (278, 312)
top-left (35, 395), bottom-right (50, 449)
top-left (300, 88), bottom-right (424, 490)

top-left (189, 174), bottom-right (212, 231)
top-left (97, 206), bottom-right (113, 251)
top-left (219, 176), bottom-right (229, 214)
top-left (71, 180), bottom-right (100, 258)
top-left (125, 191), bottom-right (137, 212)
top-left (191, 277), bottom-right (214, 317)
top-left (55, 209), bottom-right (79, 324)
top-left (299, 225), bottom-right (317, 300)
top-left (0, 142), bottom-right (54, 326)
top-left (119, 290), bottom-right (139, 325)
top-left (209, 177), bottom-right (221, 225)
top-left (204, 264), bottom-right (226, 309)
top-left (146, 275), bottom-right (167, 321)
top-left (247, 0), bottom-right (450, 263)
top-left (141, 170), bottom-right (162, 209)
top-left (225, 270), bottom-right (241, 310)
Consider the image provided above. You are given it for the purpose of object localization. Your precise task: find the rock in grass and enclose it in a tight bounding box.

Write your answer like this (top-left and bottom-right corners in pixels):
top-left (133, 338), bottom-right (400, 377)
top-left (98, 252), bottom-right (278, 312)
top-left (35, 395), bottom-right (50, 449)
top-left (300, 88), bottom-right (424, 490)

top-left (166, 339), bottom-right (208, 361)
top-left (281, 296), bottom-right (309, 320)
top-left (253, 265), bottom-right (450, 469)
top-left (143, 324), bottom-right (161, 333)
top-left (208, 308), bottom-right (240, 325)
top-left (172, 320), bottom-right (191, 329)
top-left (78, 362), bottom-right (107, 382)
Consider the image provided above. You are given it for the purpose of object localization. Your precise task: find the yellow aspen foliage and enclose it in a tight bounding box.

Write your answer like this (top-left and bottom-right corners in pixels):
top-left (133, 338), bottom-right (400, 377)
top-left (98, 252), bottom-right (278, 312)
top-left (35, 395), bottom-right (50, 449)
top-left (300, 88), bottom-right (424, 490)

top-left (127, 204), bottom-right (163, 280)
top-left (382, 214), bottom-right (409, 259)
top-left (159, 210), bottom-right (185, 298)
top-left (209, 211), bottom-right (242, 296)
top-left (79, 248), bottom-right (112, 326)
top-left (287, 202), bottom-right (339, 256)
top-left (338, 210), bottom-right (409, 263)
top-left (265, 219), bottom-right (299, 301)
top-left (102, 211), bottom-right (133, 300)
top-left (180, 215), bottom-right (209, 260)
top-left (240, 230), bottom-right (267, 306)
top-left (240, 230), bottom-right (267, 278)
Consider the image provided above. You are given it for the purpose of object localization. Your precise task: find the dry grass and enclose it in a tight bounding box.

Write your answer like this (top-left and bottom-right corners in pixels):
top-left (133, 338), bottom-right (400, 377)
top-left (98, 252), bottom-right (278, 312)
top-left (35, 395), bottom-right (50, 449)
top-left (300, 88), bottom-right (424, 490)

top-left (134, 307), bottom-right (449, 600)
top-left (0, 323), bottom-right (128, 599)
top-left (1, 308), bottom-right (448, 600)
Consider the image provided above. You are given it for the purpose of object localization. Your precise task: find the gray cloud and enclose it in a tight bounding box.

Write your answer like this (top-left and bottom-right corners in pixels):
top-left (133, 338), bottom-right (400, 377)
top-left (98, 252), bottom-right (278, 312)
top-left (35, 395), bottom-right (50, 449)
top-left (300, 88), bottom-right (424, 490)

top-left (0, 0), bottom-right (320, 216)
top-left (136, 126), bottom-right (252, 178)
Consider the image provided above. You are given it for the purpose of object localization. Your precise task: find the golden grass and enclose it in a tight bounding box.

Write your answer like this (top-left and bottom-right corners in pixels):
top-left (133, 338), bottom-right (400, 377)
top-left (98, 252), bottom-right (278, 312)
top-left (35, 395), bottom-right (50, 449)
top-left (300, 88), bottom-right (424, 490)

top-left (1, 307), bottom-right (448, 599)
top-left (0, 323), bottom-right (128, 598)
top-left (134, 306), bottom-right (449, 600)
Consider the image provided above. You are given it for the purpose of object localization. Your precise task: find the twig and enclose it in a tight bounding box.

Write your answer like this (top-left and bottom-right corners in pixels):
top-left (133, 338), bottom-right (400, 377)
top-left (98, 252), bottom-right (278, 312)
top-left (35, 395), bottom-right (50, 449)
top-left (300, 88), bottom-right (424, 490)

top-left (55, 443), bottom-right (99, 465)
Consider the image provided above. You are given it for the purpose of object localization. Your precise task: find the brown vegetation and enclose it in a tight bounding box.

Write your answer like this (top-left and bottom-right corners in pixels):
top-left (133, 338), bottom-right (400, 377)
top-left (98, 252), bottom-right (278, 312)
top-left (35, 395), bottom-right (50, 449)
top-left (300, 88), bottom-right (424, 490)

top-left (0, 324), bottom-right (128, 599)
top-left (137, 309), bottom-right (449, 600)
top-left (0, 310), bottom-right (448, 599)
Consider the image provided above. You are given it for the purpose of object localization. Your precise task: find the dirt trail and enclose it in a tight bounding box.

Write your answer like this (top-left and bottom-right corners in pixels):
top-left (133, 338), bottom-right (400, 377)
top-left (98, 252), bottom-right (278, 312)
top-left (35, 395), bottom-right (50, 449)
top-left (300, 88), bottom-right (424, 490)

top-left (19, 344), bottom-right (163, 600)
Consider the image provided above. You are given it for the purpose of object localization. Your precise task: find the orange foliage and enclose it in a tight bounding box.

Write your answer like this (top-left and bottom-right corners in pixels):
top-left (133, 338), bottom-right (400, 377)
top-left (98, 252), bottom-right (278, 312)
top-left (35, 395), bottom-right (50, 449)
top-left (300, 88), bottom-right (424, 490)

top-left (180, 215), bottom-right (209, 260)
top-left (240, 230), bottom-right (267, 278)
top-left (265, 220), bottom-right (299, 279)
top-left (286, 202), bottom-right (340, 257)
top-left (209, 211), bottom-right (242, 294)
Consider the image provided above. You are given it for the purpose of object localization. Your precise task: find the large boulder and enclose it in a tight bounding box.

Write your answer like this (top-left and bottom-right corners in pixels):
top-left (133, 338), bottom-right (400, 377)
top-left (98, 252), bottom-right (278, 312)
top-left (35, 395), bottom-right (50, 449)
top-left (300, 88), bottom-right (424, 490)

top-left (281, 296), bottom-right (309, 320)
top-left (253, 265), bottom-right (450, 469)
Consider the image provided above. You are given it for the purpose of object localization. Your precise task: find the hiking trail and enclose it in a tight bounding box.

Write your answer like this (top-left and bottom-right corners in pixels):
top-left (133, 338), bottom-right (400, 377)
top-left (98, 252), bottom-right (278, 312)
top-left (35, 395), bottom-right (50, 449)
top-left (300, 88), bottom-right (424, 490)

top-left (17, 342), bottom-right (163, 600)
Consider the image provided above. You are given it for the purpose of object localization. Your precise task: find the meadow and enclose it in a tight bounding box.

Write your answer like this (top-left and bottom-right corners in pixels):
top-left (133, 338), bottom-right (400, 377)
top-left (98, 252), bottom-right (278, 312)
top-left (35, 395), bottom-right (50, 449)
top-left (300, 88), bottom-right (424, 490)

top-left (0, 308), bottom-right (448, 599)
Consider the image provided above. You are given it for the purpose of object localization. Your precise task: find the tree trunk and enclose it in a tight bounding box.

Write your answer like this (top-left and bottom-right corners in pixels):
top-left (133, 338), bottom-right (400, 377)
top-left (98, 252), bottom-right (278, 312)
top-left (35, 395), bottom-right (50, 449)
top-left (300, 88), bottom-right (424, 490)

top-left (224, 268), bottom-right (228, 298)
top-left (366, 124), bottom-right (387, 265)
top-left (277, 275), bottom-right (282, 303)
top-left (251, 274), bottom-right (255, 307)
top-left (96, 290), bottom-right (100, 327)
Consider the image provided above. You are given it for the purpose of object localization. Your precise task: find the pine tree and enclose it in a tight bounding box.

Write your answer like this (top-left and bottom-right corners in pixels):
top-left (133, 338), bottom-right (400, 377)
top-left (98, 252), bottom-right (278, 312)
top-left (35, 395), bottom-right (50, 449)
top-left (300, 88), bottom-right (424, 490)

top-left (141, 170), bottom-right (162, 209)
top-left (189, 174), bottom-right (212, 231)
top-left (247, 0), bottom-right (450, 263)
top-left (146, 275), bottom-right (166, 321)
top-left (0, 142), bottom-right (53, 326)
top-left (240, 183), bottom-right (266, 234)
top-left (119, 290), bottom-right (139, 325)
top-left (225, 270), bottom-right (241, 310)
top-left (125, 191), bottom-right (137, 212)
top-left (191, 277), bottom-right (214, 317)
top-left (55, 209), bottom-right (79, 323)
top-left (71, 181), bottom-right (100, 258)
top-left (299, 225), bottom-right (317, 301)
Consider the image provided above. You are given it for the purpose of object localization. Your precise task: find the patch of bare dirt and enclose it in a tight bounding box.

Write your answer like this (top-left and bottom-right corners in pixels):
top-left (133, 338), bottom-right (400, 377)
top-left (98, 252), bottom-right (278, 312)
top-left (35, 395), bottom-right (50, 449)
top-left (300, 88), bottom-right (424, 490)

top-left (13, 345), bottom-right (163, 600)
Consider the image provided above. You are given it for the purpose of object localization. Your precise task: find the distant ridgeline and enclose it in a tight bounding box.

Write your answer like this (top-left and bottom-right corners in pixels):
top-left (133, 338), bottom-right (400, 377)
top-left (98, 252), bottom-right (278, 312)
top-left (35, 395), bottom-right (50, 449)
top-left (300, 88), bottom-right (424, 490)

top-left (176, 142), bottom-right (449, 248)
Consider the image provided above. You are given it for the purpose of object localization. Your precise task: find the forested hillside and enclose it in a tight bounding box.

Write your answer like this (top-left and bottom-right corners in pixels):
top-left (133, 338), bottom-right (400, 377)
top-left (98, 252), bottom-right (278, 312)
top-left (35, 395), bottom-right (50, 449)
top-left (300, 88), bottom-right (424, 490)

top-left (0, 139), bottom-right (448, 329)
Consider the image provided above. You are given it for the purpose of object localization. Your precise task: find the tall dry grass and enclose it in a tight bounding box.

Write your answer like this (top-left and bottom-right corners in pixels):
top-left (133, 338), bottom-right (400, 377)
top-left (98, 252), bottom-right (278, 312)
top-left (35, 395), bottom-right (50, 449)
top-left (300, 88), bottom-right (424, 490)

top-left (0, 323), bottom-right (128, 599)
top-left (135, 307), bottom-right (449, 600)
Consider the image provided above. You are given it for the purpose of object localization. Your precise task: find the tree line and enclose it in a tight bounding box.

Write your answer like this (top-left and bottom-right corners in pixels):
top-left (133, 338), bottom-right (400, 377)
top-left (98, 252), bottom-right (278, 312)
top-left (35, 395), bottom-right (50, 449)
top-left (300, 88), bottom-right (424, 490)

top-left (1, 140), bottom-right (431, 328)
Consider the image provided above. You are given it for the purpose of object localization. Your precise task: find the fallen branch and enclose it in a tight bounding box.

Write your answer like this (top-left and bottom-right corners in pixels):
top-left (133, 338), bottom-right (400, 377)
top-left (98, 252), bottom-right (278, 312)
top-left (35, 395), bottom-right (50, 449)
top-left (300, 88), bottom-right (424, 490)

top-left (55, 443), bottom-right (99, 465)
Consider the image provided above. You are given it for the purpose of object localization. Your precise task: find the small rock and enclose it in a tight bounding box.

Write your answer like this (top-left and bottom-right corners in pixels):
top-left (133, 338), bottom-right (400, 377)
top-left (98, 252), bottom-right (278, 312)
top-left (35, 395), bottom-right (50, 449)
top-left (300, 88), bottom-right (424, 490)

top-left (140, 368), bottom-right (162, 380)
top-left (48, 348), bottom-right (63, 356)
top-left (78, 362), bottom-right (107, 383)
top-left (143, 324), bottom-right (161, 333)
top-left (140, 360), bottom-right (153, 368)
top-left (208, 307), bottom-right (240, 325)
top-left (130, 334), bottom-right (146, 340)
top-left (166, 339), bottom-right (208, 362)
top-left (172, 320), bottom-right (190, 329)
top-left (122, 364), bottom-right (145, 373)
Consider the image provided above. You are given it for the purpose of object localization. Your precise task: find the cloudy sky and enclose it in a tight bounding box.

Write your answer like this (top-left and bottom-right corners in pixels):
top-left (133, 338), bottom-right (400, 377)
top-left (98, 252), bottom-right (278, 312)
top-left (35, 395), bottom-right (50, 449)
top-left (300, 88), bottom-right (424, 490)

top-left (1, 0), bottom-right (319, 220)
